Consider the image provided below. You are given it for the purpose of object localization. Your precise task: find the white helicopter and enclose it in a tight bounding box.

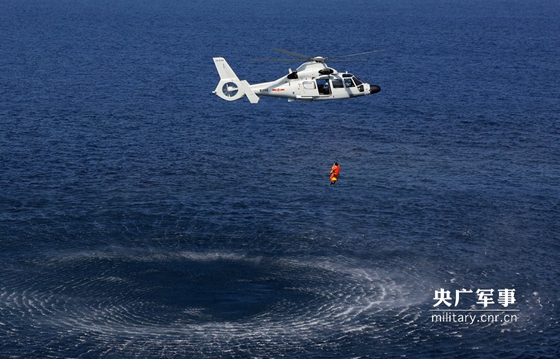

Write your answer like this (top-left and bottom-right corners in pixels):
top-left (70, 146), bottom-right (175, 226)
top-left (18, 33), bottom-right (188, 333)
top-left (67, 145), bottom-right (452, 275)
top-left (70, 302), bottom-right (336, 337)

top-left (213, 48), bottom-right (382, 104)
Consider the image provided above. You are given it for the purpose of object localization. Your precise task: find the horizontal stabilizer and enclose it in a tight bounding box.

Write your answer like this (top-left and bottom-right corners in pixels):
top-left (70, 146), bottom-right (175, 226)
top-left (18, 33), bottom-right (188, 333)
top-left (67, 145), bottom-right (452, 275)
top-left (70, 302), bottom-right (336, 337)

top-left (239, 80), bottom-right (259, 104)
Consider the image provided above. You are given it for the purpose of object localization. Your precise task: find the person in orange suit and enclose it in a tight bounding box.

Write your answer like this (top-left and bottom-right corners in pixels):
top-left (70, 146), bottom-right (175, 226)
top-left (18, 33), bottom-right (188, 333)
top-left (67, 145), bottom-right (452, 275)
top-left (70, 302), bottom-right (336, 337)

top-left (330, 162), bottom-right (340, 185)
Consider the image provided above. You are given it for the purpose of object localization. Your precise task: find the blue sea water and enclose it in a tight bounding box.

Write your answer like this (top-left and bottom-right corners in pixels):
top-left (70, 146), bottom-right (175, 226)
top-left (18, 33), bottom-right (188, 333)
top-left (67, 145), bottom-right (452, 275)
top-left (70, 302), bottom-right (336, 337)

top-left (1, 0), bottom-right (559, 357)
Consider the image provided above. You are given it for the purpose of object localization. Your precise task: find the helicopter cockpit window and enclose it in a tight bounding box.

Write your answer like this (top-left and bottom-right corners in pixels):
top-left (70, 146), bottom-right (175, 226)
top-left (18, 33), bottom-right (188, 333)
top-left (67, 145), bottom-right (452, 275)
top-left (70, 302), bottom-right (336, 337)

top-left (354, 76), bottom-right (365, 92)
top-left (332, 79), bottom-right (343, 88)
top-left (344, 78), bottom-right (355, 88)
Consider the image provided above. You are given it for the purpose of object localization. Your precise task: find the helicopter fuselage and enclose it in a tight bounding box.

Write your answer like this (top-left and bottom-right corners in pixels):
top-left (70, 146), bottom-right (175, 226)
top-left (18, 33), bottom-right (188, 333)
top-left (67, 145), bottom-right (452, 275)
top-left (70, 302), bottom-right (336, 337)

top-left (250, 61), bottom-right (380, 102)
top-left (213, 57), bottom-right (380, 104)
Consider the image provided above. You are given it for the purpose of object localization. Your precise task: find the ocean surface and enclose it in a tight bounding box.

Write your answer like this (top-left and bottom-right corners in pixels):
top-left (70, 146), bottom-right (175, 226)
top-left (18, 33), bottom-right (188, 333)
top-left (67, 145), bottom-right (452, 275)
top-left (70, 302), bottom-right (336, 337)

top-left (1, 0), bottom-right (559, 357)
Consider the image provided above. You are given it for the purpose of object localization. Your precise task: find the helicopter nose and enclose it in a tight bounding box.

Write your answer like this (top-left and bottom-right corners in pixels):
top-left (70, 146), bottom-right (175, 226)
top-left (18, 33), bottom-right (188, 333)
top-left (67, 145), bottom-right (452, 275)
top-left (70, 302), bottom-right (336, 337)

top-left (369, 85), bottom-right (381, 94)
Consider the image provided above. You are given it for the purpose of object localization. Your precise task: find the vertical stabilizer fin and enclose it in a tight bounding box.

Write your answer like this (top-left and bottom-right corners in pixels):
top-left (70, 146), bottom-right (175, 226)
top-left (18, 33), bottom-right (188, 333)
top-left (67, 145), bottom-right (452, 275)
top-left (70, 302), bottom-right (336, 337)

top-left (214, 57), bottom-right (239, 81)
top-left (213, 57), bottom-right (259, 104)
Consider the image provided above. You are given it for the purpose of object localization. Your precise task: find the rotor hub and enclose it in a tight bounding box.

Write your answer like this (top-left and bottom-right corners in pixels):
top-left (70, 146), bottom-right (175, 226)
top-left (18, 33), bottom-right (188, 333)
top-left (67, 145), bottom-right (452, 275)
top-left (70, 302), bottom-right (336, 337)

top-left (311, 56), bottom-right (328, 63)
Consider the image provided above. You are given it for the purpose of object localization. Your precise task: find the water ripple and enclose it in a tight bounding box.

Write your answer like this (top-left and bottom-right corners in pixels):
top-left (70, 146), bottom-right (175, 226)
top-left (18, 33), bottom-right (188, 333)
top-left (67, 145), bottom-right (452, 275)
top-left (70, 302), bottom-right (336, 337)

top-left (1, 247), bottom-right (426, 357)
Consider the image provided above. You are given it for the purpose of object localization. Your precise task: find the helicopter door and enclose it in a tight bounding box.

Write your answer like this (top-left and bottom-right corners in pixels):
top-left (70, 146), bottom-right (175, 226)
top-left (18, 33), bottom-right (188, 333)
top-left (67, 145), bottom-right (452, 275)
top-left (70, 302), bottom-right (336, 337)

top-left (300, 80), bottom-right (317, 98)
top-left (316, 78), bottom-right (331, 95)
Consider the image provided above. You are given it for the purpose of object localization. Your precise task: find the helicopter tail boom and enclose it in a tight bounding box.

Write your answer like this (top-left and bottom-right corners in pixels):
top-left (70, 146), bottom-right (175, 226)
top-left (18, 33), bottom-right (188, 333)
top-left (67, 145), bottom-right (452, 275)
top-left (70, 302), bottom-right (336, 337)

top-left (213, 57), bottom-right (259, 104)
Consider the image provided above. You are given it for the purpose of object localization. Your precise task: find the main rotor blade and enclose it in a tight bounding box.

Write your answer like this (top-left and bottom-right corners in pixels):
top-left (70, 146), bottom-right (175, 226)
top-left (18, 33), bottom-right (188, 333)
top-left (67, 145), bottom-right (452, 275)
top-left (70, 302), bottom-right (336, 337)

top-left (326, 59), bottom-right (368, 62)
top-left (251, 58), bottom-right (302, 62)
top-left (273, 48), bottom-right (311, 59)
top-left (253, 48), bottom-right (384, 63)
top-left (329, 49), bottom-right (385, 60)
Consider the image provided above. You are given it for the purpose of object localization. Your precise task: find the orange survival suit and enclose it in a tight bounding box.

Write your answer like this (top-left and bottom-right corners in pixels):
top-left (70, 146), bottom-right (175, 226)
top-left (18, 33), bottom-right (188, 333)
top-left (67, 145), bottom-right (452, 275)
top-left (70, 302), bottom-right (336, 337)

top-left (330, 163), bottom-right (341, 185)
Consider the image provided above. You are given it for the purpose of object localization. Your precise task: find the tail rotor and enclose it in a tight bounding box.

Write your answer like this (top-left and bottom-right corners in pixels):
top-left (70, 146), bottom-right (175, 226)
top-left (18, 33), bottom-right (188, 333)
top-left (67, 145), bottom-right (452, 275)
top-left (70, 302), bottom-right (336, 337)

top-left (222, 82), bottom-right (239, 98)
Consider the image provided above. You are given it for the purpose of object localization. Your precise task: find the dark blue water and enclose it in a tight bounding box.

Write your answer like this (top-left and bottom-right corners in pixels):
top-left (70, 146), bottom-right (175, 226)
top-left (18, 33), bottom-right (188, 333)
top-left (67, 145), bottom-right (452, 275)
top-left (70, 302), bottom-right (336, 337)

top-left (1, 0), bottom-right (559, 357)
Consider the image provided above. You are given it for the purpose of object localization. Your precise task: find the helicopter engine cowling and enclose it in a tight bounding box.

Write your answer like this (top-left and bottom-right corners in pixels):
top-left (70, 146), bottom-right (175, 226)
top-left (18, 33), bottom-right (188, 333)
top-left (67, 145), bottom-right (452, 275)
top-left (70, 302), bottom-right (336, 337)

top-left (287, 71), bottom-right (298, 79)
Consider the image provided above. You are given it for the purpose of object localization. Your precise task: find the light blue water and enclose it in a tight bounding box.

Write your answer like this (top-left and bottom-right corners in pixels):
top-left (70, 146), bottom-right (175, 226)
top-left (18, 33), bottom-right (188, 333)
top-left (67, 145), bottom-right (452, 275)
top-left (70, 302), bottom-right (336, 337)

top-left (1, 0), bottom-right (559, 357)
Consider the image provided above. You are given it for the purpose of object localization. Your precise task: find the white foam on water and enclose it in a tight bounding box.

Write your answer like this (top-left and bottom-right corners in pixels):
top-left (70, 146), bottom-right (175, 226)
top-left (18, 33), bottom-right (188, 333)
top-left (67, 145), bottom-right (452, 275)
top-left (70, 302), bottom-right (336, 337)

top-left (1, 248), bottom-right (429, 356)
